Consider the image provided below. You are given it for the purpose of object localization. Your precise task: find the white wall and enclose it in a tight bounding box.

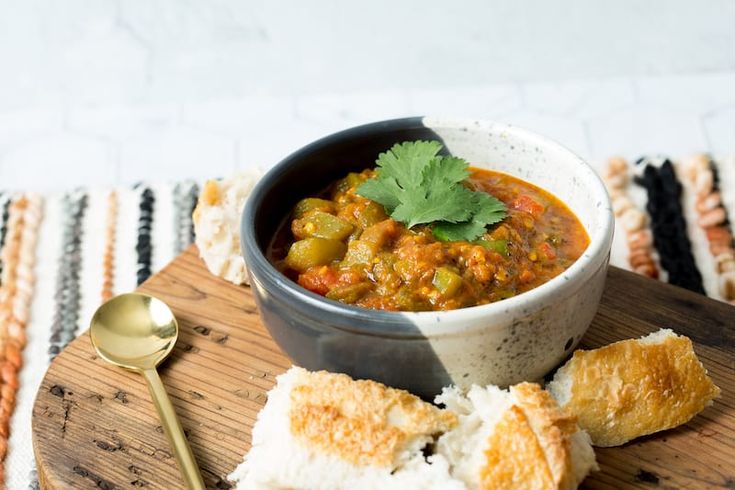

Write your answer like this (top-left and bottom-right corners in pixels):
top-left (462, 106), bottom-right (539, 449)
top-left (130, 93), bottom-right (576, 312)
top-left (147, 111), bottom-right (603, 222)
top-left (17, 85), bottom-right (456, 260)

top-left (0, 1), bottom-right (734, 189)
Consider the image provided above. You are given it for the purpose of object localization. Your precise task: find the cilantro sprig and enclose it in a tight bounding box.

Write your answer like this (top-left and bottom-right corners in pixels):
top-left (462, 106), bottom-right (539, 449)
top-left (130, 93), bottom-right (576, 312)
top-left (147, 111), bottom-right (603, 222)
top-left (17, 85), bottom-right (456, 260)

top-left (356, 141), bottom-right (507, 242)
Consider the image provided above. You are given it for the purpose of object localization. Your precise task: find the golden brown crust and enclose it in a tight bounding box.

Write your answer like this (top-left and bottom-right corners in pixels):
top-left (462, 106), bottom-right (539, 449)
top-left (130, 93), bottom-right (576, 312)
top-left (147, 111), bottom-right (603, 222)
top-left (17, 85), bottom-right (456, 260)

top-left (192, 180), bottom-right (220, 226)
top-left (477, 383), bottom-right (582, 490)
top-left (560, 332), bottom-right (721, 447)
top-left (480, 405), bottom-right (555, 489)
top-left (201, 180), bottom-right (221, 206)
top-left (511, 383), bottom-right (578, 489)
top-left (288, 370), bottom-right (457, 468)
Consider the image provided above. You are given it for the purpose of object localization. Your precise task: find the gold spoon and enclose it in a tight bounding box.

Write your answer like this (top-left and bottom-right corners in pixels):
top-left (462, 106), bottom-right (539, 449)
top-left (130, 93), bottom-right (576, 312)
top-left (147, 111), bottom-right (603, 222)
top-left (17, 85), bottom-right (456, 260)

top-left (90, 293), bottom-right (205, 490)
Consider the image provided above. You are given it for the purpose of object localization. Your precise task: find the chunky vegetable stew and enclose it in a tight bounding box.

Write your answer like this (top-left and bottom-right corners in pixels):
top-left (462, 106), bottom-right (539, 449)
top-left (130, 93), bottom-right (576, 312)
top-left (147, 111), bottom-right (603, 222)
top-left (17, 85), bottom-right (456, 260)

top-left (269, 168), bottom-right (588, 311)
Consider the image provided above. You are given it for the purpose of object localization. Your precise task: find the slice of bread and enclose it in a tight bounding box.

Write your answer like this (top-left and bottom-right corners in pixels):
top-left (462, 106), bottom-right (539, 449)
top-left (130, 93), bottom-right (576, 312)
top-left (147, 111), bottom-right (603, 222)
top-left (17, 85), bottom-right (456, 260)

top-left (547, 328), bottom-right (721, 447)
top-left (229, 366), bottom-right (463, 490)
top-left (436, 382), bottom-right (597, 490)
top-left (230, 367), bottom-right (597, 489)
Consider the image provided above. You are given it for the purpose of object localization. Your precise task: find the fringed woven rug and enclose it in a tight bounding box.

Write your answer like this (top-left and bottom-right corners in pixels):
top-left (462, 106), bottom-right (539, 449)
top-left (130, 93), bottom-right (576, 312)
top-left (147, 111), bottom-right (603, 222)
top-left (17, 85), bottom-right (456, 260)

top-left (0, 182), bottom-right (199, 488)
top-left (1, 153), bottom-right (734, 488)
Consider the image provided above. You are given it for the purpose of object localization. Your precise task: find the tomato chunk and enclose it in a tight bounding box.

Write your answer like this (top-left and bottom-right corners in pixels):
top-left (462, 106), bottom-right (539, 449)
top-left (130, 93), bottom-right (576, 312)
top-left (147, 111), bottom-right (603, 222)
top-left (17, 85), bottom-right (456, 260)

top-left (511, 195), bottom-right (545, 218)
top-left (297, 266), bottom-right (339, 295)
top-left (519, 269), bottom-right (535, 283)
top-left (538, 242), bottom-right (557, 260)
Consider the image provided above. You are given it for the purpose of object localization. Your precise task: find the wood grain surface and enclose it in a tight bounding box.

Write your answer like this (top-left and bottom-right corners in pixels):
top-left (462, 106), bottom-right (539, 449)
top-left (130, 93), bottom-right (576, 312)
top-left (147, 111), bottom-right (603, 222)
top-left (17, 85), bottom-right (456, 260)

top-left (32, 246), bottom-right (735, 489)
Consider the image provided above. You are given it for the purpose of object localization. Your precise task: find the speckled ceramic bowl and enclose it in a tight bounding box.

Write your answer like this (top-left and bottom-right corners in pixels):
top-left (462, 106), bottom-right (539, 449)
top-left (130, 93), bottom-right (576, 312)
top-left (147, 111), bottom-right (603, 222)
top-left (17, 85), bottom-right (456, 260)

top-left (241, 117), bottom-right (613, 398)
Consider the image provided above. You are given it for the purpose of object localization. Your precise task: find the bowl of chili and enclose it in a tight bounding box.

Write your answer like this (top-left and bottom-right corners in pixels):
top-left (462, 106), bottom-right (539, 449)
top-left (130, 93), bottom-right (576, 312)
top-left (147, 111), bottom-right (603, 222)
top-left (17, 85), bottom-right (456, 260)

top-left (241, 117), bottom-right (613, 398)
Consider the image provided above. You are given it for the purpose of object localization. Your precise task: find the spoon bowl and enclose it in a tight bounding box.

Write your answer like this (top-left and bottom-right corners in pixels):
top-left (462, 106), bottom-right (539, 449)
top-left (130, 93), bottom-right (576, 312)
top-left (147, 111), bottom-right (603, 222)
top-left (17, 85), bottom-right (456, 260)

top-left (90, 293), bottom-right (177, 370)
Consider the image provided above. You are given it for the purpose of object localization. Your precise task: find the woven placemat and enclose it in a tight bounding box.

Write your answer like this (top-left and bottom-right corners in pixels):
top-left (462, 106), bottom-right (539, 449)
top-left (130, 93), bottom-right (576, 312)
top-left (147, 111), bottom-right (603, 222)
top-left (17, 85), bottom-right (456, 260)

top-left (0, 182), bottom-right (198, 489)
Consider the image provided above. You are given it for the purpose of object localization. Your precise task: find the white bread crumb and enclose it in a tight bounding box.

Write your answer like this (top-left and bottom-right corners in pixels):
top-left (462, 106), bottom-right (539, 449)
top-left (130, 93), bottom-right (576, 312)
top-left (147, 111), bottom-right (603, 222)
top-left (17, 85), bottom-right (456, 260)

top-left (436, 383), bottom-right (596, 489)
top-left (193, 171), bottom-right (261, 285)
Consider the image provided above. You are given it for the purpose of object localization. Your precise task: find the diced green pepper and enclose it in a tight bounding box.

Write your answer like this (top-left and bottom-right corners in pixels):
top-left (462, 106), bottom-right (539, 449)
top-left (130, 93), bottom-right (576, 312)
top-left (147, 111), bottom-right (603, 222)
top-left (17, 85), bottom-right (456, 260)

top-left (345, 172), bottom-right (364, 188)
top-left (394, 288), bottom-right (429, 311)
top-left (393, 259), bottom-right (412, 281)
top-left (335, 172), bottom-right (366, 192)
top-left (357, 201), bottom-right (388, 228)
top-left (293, 198), bottom-right (335, 218)
top-left (326, 282), bottom-right (372, 303)
top-left (285, 238), bottom-right (346, 272)
top-left (342, 240), bottom-right (380, 266)
top-left (475, 238), bottom-right (508, 255)
top-left (298, 211), bottom-right (354, 240)
top-left (432, 267), bottom-right (463, 297)
top-left (347, 226), bottom-right (363, 241)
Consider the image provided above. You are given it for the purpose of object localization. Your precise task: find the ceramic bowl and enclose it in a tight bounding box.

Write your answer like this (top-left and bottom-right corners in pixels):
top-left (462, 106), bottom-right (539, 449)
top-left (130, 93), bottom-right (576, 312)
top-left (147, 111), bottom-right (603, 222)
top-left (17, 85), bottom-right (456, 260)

top-left (241, 117), bottom-right (613, 398)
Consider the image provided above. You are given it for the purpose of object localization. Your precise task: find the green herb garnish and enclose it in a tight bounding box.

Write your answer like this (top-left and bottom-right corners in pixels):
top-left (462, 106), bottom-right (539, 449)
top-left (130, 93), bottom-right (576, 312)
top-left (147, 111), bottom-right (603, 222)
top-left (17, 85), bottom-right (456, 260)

top-left (356, 141), bottom-right (507, 242)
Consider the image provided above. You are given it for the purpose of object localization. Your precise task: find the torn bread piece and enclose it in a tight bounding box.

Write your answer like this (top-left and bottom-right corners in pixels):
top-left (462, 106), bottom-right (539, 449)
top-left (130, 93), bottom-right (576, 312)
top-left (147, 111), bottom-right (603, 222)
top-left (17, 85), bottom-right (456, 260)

top-left (193, 171), bottom-right (261, 285)
top-left (436, 382), bottom-right (597, 490)
top-left (229, 366), bottom-right (463, 490)
top-left (547, 328), bottom-right (721, 447)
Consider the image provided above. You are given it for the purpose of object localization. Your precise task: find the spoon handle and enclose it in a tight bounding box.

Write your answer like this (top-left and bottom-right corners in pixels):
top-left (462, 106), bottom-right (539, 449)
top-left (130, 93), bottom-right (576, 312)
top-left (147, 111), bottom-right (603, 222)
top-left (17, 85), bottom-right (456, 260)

top-left (141, 368), bottom-right (206, 490)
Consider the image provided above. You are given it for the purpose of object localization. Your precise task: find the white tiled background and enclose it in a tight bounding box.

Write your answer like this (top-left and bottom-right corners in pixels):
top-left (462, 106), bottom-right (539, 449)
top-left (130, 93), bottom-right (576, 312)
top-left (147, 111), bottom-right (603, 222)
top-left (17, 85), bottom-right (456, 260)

top-left (1, 1), bottom-right (735, 189)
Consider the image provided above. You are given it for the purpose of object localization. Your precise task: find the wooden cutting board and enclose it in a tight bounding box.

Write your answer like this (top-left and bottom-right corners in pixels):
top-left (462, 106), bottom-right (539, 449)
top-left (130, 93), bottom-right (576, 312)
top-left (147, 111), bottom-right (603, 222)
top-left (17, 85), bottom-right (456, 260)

top-left (32, 246), bottom-right (735, 489)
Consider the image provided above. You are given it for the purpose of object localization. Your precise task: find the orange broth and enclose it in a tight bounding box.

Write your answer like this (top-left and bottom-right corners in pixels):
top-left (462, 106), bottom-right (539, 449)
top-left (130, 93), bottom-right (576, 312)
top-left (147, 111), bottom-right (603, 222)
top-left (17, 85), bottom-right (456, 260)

top-left (269, 167), bottom-right (589, 311)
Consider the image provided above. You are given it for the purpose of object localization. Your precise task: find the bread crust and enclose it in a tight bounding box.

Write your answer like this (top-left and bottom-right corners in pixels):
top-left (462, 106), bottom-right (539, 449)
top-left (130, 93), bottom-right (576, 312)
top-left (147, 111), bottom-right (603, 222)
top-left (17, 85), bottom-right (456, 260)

top-left (480, 404), bottom-right (555, 489)
top-left (512, 383), bottom-right (580, 489)
top-left (554, 331), bottom-right (720, 447)
top-left (289, 369), bottom-right (457, 467)
top-left (477, 383), bottom-right (583, 490)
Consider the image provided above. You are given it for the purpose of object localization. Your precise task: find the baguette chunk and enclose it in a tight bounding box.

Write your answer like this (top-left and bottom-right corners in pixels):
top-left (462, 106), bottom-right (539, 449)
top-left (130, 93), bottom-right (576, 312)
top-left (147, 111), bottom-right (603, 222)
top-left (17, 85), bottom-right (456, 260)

top-left (547, 329), bottom-right (721, 447)
top-left (436, 382), bottom-right (597, 490)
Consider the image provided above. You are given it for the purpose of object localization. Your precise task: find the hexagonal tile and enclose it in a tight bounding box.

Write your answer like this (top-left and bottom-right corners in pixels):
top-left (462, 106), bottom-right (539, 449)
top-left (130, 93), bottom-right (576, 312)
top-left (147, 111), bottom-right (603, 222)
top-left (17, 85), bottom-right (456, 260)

top-left (635, 73), bottom-right (735, 113)
top-left (50, 27), bottom-right (150, 105)
top-left (295, 91), bottom-right (411, 129)
top-left (521, 78), bottom-right (635, 119)
top-left (119, 125), bottom-right (234, 183)
top-left (702, 106), bottom-right (735, 156)
top-left (183, 96), bottom-right (295, 138)
top-left (408, 84), bottom-right (520, 120)
top-left (0, 108), bottom-right (64, 152)
top-left (502, 109), bottom-right (590, 160)
top-left (0, 132), bottom-right (115, 191)
top-left (68, 103), bottom-right (179, 142)
top-left (585, 106), bottom-right (708, 162)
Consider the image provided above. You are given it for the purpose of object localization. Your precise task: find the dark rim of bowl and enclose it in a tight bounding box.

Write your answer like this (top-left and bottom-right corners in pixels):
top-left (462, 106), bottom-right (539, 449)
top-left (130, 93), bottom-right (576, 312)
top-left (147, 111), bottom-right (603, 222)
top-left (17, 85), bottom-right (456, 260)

top-left (241, 116), bottom-right (613, 336)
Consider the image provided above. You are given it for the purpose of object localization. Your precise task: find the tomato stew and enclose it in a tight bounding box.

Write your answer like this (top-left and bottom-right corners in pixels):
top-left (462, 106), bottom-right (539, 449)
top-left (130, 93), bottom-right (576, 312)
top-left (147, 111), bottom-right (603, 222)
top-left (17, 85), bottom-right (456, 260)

top-left (268, 168), bottom-right (589, 311)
